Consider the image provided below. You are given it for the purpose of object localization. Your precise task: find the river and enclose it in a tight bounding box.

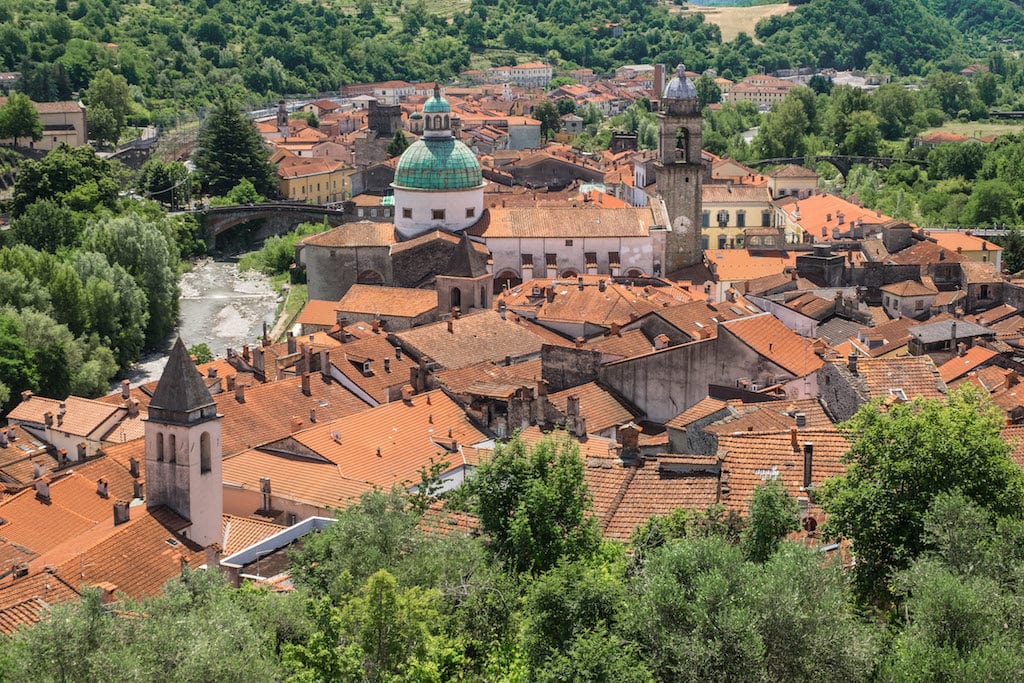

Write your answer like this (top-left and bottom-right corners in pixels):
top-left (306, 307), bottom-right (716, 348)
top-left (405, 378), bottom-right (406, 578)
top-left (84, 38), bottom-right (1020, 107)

top-left (125, 259), bottom-right (281, 386)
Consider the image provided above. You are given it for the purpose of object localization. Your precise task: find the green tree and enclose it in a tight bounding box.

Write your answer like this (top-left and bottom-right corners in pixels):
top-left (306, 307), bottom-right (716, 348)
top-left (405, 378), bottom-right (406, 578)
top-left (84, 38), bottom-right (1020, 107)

top-left (0, 313), bottom-right (39, 411)
top-left (471, 432), bottom-right (600, 574)
top-left (386, 129), bottom-right (409, 158)
top-left (928, 141), bottom-right (986, 181)
top-left (139, 158), bottom-right (191, 209)
top-left (964, 179), bottom-right (1016, 225)
top-left (85, 102), bottom-right (119, 147)
top-left (189, 342), bottom-right (213, 364)
top-left (86, 69), bottom-right (131, 139)
top-left (821, 385), bottom-right (1024, 601)
top-left (82, 213), bottom-right (181, 347)
top-left (10, 199), bottom-right (81, 252)
top-left (871, 82), bottom-right (918, 139)
top-left (11, 144), bottom-right (121, 215)
top-left (841, 110), bottom-right (881, 156)
top-left (755, 95), bottom-right (809, 158)
top-left (0, 92), bottom-right (42, 147)
top-left (533, 100), bottom-right (561, 140)
top-left (695, 73), bottom-right (721, 108)
top-left (225, 178), bottom-right (265, 205)
top-left (193, 97), bottom-right (277, 198)
top-left (740, 479), bottom-right (800, 563)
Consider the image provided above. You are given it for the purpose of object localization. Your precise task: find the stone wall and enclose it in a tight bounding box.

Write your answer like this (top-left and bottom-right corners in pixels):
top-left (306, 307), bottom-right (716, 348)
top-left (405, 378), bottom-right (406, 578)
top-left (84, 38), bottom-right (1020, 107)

top-left (302, 244), bottom-right (393, 301)
top-left (540, 344), bottom-right (603, 393)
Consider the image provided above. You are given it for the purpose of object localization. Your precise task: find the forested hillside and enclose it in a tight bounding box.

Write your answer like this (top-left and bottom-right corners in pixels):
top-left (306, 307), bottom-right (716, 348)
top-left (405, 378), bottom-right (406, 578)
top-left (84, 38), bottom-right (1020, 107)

top-left (1, 0), bottom-right (1020, 123)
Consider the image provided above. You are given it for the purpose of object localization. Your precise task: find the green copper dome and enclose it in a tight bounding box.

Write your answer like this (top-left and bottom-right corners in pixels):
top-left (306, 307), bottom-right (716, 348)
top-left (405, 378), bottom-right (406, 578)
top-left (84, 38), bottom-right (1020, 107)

top-left (423, 93), bottom-right (451, 113)
top-left (393, 138), bottom-right (483, 191)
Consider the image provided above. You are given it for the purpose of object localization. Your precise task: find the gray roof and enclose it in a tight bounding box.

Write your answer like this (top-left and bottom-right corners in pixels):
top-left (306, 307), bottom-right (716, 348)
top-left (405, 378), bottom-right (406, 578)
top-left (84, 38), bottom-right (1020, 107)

top-left (909, 319), bottom-right (992, 345)
top-left (148, 338), bottom-right (218, 425)
top-left (445, 233), bottom-right (490, 278)
top-left (816, 317), bottom-right (863, 346)
top-left (663, 64), bottom-right (697, 101)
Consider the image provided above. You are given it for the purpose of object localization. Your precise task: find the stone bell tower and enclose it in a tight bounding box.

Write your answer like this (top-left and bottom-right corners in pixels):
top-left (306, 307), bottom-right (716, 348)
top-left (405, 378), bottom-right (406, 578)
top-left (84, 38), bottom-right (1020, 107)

top-left (144, 338), bottom-right (223, 547)
top-left (656, 64), bottom-right (703, 272)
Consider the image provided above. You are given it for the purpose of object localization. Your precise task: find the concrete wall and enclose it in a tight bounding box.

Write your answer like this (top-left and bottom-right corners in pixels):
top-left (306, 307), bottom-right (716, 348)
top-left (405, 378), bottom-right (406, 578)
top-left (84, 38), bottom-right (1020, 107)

top-left (600, 330), bottom-right (796, 423)
top-left (541, 344), bottom-right (603, 393)
top-left (302, 244), bottom-right (393, 301)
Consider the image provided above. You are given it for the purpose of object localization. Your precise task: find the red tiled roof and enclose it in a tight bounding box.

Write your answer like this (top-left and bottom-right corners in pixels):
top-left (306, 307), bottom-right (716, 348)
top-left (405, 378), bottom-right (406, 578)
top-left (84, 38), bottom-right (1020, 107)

top-left (937, 346), bottom-right (999, 383)
top-left (299, 222), bottom-right (396, 248)
top-left (855, 356), bottom-right (947, 400)
top-left (296, 299), bottom-right (340, 328)
top-left (717, 429), bottom-right (848, 513)
top-left (6, 396), bottom-right (123, 437)
top-left (329, 335), bottom-right (418, 404)
top-left (720, 314), bottom-right (824, 377)
top-left (547, 382), bottom-right (637, 433)
top-left (394, 310), bottom-right (552, 369)
top-left (336, 285), bottom-right (438, 319)
top-left (221, 514), bottom-right (287, 555)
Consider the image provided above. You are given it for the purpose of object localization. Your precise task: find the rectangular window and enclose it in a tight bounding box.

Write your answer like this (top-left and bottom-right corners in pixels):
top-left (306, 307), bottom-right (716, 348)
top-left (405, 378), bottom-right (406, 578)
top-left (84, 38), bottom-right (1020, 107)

top-left (701, 235), bottom-right (709, 250)
top-left (403, 208), bottom-right (412, 219)
top-left (432, 209), bottom-right (446, 220)
top-left (702, 211), bottom-right (710, 228)
top-left (718, 235), bottom-right (727, 249)
top-left (565, 239), bottom-right (573, 247)
top-left (736, 212), bottom-right (746, 228)
top-left (762, 211), bottom-right (771, 227)
top-left (915, 299), bottom-right (924, 311)
top-left (466, 207), bottom-right (476, 218)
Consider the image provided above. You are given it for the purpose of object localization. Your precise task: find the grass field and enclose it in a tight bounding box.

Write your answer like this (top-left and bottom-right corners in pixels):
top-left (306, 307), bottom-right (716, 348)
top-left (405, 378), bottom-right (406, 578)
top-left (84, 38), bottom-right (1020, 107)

top-left (672, 2), bottom-right (796, 42)
top-left (924, 121), bottom-right (1024, 139)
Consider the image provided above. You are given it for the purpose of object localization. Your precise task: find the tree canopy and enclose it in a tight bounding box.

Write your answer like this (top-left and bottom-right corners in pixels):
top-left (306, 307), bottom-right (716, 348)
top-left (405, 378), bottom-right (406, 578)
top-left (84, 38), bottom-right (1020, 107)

top-left (193, 97), bottom-right (277, 199)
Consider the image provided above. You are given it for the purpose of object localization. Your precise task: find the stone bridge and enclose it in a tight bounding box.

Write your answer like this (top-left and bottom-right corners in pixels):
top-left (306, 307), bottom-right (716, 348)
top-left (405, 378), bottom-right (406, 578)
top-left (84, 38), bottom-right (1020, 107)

top-left (751, 155), bottom-right (928, 178)
top-left (192, 202), bottom-right (348, 242)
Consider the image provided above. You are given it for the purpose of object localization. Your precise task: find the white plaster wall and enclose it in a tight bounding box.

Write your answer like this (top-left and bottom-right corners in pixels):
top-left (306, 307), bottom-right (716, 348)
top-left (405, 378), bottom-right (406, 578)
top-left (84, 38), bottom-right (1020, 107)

top-left (393, 186), bottom-right (485, 238)
top-left (485, 235), bottom-right (663, 279)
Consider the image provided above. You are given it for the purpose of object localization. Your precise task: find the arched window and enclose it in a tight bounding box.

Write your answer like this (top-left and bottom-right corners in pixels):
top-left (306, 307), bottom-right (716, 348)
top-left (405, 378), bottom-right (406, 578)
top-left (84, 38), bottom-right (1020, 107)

top-left (443, 115), bottom-right (449, 129)
top-left (200, 432), bottom-right (212, 474)
top-left (168, 434), bottom-right (176, 463)
top-left (451, 287), bottom-right (462, 310)
top-left (480, 286), bottom-right (486, 306)
top-left (156, 432), bottom-right (164, 461)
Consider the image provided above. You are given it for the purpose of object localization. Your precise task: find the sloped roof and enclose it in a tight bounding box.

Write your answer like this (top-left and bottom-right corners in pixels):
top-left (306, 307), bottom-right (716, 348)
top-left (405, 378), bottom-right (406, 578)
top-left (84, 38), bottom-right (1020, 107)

top-left (329, 335), bottom-right (418, 404)
top-left (547, 382), bottom-right (637, 433)
top-left (394, 310), bottom-right (551, 369)
top-left (6, 396), bottom-right (123, 437)
top-left (471, 206), bottom-right (659, 238)
top-left (299, 222), bottom-right (396, 248)
top-left (148, 338), bottom-right (217, 425)
top-left (937, 346), bottom-right (1000, 384)
top-left (336, 285), bottom-right (439, 319)
top-left (853, 356), bottom-right (948, 399)
top-left (880, 279), bottom-right (938, 297)
top-left (720, 314), bottom-right (824, 377)
top-left (445, 233), bottom-right (491, 278)
top-left (221, 515), bottom-right (287, 556)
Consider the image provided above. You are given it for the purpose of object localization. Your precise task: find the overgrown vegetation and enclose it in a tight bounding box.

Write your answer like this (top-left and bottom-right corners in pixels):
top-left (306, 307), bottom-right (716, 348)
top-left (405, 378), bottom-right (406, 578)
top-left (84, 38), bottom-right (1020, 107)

top-left (5, 406), bottom-right (1024, 680)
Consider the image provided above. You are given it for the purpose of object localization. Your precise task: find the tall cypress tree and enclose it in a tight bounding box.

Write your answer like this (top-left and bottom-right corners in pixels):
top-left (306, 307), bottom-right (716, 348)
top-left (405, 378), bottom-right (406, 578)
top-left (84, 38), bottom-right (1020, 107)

top-left (192, 96), bottom-right (277, 198)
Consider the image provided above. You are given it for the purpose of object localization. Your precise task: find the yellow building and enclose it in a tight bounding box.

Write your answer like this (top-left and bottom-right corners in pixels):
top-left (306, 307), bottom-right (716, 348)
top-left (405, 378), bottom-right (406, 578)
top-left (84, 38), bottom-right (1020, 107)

top-left (700, 184), bottom-right (773, 250)
top-left (277, 157), bottom-right (350, 204)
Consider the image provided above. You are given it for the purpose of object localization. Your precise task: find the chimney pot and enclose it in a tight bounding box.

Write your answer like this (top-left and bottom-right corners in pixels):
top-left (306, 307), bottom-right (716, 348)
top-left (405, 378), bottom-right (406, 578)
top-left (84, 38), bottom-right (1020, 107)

top-left (113, 500), bottom-right (130, 525)
top-left (235, 383), bottom-right (246, 403)
top-left (301, 373), bottom-right (312, 396)
top-left (847, 353), bottom-right (858, 375)
top-left (447, 319), bottom-right (454, 334)
top-left (121, 379), bottom-right (130, 399)
top-left (97, 478), bottom-right (109, 498)
top-left (803, 442), bottom-right (814, 489)
top-left (310, 408), bottom-right (317, 423)
top-left (129, 457), bottom-right (139, 478)
top-left (790, 426), bottom-right (799, 453)
top-left (226, 375), bottom-right (236, 391)
top-left (20, 390), bottom-right (32, 402)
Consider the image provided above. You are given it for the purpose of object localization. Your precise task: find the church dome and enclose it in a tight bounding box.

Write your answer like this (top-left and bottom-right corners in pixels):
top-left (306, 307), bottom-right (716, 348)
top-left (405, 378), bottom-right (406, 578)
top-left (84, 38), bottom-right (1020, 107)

top-left (423, 90), bottom-right (451, 113)
top-left (663, 63), bottom-right (698, 101)
top-left (393, 138), bottom-right (483, 191)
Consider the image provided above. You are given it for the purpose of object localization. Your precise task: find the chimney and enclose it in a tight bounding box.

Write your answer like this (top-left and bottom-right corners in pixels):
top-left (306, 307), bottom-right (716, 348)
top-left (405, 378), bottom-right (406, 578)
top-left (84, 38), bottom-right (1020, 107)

top-left (113, 500), bottom-right (130, 525)
top-left (226, 374), bottom-right (236, 391)
top-left (310, 408), bottom-right (317, 423)
top-left (566, 394), bottom-right (580, 417)
top-left (957, 342), bottom-right (967, 357)
top-left (287, 332), bottom-right (296, 354)
top-left (790, 426), bottom-right (799, 454)
top-left (35, 480), bottom-right (51, 503)
top-left (96, 478), bottom-right (109, 498)
top-left (129, 457), bottom-right (140, 478)
top-left (262, 321), bottom-right (270, 346)
top-left (121, 379), bottom-right (130, 399)
top-left (546, 287), bottom-right (555, 304)
top-left (76, 442), bottom-right (87, 461)
top-left (8, 427), bottom-right (15, 442)
top-left (395, 346), bottom-right (402, 360)
top-left (290, 416), bottom-right (303, 433)
top-left (402, 385), bottom-right (415, 403)
top-left (951, 320), bottom-right (958, 351)
top-left (371, 319), bottom-right (380, 334)
top-left (57, 448), bottom-right (68, 468)
top-left (803, 442), bottom-right (814, 489)
top-left (574, 336), bottom-right (585, 349)
top-left (133, 481), bottom-right (143, 499)
top-left (0, 429), bottom-right (7, 448)
top-left (609, 322), bottom-right (621, 337)
top-left (598, 279), bottom-right (606, 292)
top-left (206, 366), bottom-right (217, 379)
top-left (654, 334), bottom-right (670, 350)
top-left (235, 383), bottom-right (246, 403)
top-left (242, 344), bottom-right (250, 363)
top-left (498, 300), bottom-right (507, 319)
top-left (320, 349), bottom-right (331, 380)
top-left (44, 411), bottom-right (54, 427)
top-left (794, 412), bottom-right (807, 428)
top-left (577, 276), bottom-right (584, 291)
top-left (837, 211), bottom-right (845, 225)
top-left (1005, 370), bottom-right (1019, 389)
top-left (384, 358), bottom-right (391, 373)
top-left (301, 373), bottom-right (311, 396)
top-left (450, 308), bottom-right (460, 321)
top-left (260, 477), bottom-right (271, 511)
top-left (847, 353), bottom-right (858, 375)
top-left (127, 398), bottom-right (139, 418)
top-left (447, 319), bottom-right (454, 334)
top-left (32, 461), bottom-right (43, 479)
top-left (20, 390), bottom-right (32, 402)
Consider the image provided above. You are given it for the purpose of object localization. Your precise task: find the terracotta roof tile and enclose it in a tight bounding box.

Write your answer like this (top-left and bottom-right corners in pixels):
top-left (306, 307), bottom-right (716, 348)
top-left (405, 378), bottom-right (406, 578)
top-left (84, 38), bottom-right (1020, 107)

top-left (252, 390), bottom-right (486, 492)
top-left (434, 358), bottom-right (542, 396)
top-left (6, 396), bottom-right (123, 438)
top-left (0, 473), bottom-right (115, 557)
top-left (0, 572), bottom-right (79, 634)
top-left (852, 356), bottom-right (948, 400)
top-left (720, 314), bottom-right (824, 377)
top-left (299, 222), bottom-right (396, 248)
top-left (666, 397), bottom-right (730, 430)
top-left (215, 373), bottom-right (369, 456)
top-left (717, 429), bottom-right (848, 513)
top-left (223, 449), bottom-right (370, 510)
top-left (586, 329), bottom-right (654, 359)
top-left (394, 310), bottom-right (552, 369)
top-left (418, 503), bottom-right (480, 538)
top-left (880, 279), bottom-right (938, 297)
top-left (927, 231), bottom-right (1003, 254)
top-left (705, 250), bottom-right (798, 282)
top-left (221, 515), bottom-right (287, 556)
top-left (296, 299), bottom-right (341, 328)
top-left (336, 285), bottom-right (438, 319)
top-left (329, 335), bottom-right (418, 404)
top-left (547, 382), bottom-right (637, 433)
top-left (937, 346), bottom-right (1000, 383)
top-left (470, 206), bottom-right (659, 238)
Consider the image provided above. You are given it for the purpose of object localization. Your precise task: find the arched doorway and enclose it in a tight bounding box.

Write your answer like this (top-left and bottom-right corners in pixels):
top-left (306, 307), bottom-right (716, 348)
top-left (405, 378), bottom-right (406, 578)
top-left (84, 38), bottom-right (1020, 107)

top-left (494, 270), bottom-right (522, 294)
top-left (450, 287), bottom-right (462, 310)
